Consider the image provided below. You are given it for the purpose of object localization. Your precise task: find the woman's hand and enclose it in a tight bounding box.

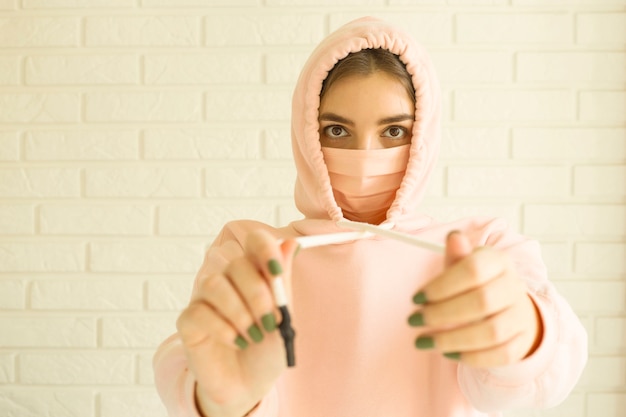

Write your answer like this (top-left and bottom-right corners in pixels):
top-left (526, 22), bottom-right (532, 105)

top-left (176, 230), bottom-right (298, 417)
top-left (409, 231), bottom-right (543, 368)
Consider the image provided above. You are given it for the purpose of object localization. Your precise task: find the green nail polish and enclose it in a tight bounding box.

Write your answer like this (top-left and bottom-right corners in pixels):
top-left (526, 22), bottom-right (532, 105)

top-left (248, 324), bottom-right (264, 343)
top-left (444, 352), bottom-right (461, 361)
top-left (234, 335), bottom-right (248, 350)
top-left (294, 244), bottom-right (302, 257)
top-left (415, 336), bottom-right (434, 349)
top-left (413, 292), bottom-right (427, 305)
top-left (261, 313), bottom-right (277, 332)
top-left (408, 312), bottom-right (424, 327)
top-left (268, 259), bottom-right (283, 276)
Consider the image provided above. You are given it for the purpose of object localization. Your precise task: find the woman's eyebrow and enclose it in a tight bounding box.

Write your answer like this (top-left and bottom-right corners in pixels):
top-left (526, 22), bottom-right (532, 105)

top-left (377, 114), bottom-right (414, 124)
top-left (318, 112), bottom-right (354, 125)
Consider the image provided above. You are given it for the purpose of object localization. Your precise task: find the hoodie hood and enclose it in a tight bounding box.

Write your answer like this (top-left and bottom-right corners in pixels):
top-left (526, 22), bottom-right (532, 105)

top-left (291, 16), bottom-right (442, 231)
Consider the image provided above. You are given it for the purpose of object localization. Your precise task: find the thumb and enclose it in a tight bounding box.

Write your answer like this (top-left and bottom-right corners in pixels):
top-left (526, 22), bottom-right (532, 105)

top-left (445, 231), bottom-right (473, 267)
top-left (277, 238), bottom-right (300, 298)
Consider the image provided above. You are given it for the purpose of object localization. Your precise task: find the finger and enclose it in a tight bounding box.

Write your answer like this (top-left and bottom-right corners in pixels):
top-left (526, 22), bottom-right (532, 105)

top-left (245, 229), bottom-right (287, 287)
top-left (420, 273), bottom-right (526, 327)
top-left (428, 304), bottom-right (523, 353)
top-left (177, 301), bottom-right (244, 350)
top-left (225, 257), bottom-right (279, 333)
top-left (451, 332), bottom-right (531, 368)
top-left (445, 231), bottom-right (472, 267)
top-left (421, 248), bottom-right (514, 304)
top-left (194, 272), bottom-right (261, 344)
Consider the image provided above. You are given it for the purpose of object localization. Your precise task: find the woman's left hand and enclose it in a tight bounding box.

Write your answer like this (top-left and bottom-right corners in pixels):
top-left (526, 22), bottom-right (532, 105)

top-left (409, 231), bottom-right (543, 368)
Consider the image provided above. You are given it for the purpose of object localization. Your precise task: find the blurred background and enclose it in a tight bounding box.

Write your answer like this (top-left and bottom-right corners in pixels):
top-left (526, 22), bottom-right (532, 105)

top-left (0, 0), bottom-right (624, 416)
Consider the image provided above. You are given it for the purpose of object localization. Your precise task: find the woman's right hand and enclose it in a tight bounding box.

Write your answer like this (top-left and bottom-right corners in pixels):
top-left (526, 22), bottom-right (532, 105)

top-left (176, 230), bottom-right (299, 417)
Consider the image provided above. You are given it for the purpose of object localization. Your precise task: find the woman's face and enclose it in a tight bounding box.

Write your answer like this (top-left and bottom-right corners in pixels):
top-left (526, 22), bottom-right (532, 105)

top-left (318, 72), bottom-right (415, 150)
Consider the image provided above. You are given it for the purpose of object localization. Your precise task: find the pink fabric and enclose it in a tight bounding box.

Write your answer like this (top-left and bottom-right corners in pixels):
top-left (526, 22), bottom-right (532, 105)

top-left (153, 17), bottom-right (587, 417)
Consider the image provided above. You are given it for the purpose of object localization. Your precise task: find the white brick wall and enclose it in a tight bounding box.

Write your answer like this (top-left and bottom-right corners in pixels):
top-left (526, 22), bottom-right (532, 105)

top-left (0, 2), bottom-right (623, 417)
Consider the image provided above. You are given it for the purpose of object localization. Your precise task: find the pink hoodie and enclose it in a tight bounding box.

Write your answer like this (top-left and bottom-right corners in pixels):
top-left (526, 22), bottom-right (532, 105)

top-left (154, 17), bottom-right (587, 417)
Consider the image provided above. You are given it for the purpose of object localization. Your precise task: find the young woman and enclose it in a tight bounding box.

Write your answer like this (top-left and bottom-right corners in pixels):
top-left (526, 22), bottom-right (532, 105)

top-left (154, 17), bottom-right (587, 417)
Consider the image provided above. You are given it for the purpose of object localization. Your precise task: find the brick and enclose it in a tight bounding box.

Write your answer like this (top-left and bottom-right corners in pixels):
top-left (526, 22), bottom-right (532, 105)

top-left (575, 243), bottom-right (625, 275)
top-left (40, 204), bottom-right (152, 235)
top-left (456, 13), bottom-right (571, 44)
top-left (270, 0), bottom-right (383, 4)
top-left (85, 92), bottom-right (201, 122)
top-left (448, 166), bottom-right (569, 197)
top-left (265, 52), bottom-right (310, 85)
top-left (0, 17), bottom-right (79, 47)
top-left (430, 50), bottom-right (512, 83)
top-left (577, 13), bottom-right (626, 44)
top-left (20, 352), bottom-right (134, 384)
top-left (595, 317), bottom-right (626, 350)
top-left (578, 356), bottom-right (626, 389)
top-left (205, 165), bottom-right (295, 197)
top-left (539, 241), bottom-right (571, 276)
top-left (524, 205), bottom-right (625, 237)
top-left (0, 131), bottom-right (19, 161)
top-left (137, 353), bottom-right (155, 385)
top-left (90, 241), bottom-right (204, 273)
top-left (0, 353), bottom-right (14, 383)
top-left (0, 204), bottom-right (34, 234)
top-left (555, 281), bottom-right (626, 312)
top-left (0, 0), bottom-right (16, 9)
top-left (25, 55), bottom-right (138, 85)
top-left (425, 164), bottom-right (445, 197)
top-left (588, 393), bottom-right (626, 416)
top-left (440, 127), bottom-right (509, 160)
top-left (143, 128), bottom-right (261, 160)
top-left (0, 56), bottom-right (19, 84)
top-left (515, 0), bottom-right (625, 4)
top-left (0, 242), bottom-right (84, 272)
top-left (145, 53), bottom-right (261, 85)
top-left (0, 168), bottom-right (80, 198)
top-left (101, 315), bottom-right (177, 347)
top-left (330, 13), bottom-right (452, 44)
top-left (513, 128), bottom-right (626, 160)
top-left (420, 203), bottom-right (520, 229)
top-left (158, 204), bottom-right (274, 236)
top-left (0, 317), bottom-right (95, 347)
top-left (25, 130), bottom-right (138, 161)
top-left (0, 93), bottom-right (80, 123)
top-left (100, 390), bottom-right (169, 417)
top-left (574, 166), bottom-right (626, 197)
top-left (85, 16), bottom-right (200, 46)
top-left (580, 91), bottom-right (626, 123)
top-left (147, 279), bottom-right (193, 311)
top-left (263, 129), bottom-right (293, 160)
top-left (454, 90), bottom-right (574, 121)
top-left (26, 0), bottom-right (134, 6)
top-left (30, 279), bottom-right (143, 310)
top-left (205, 14), bottom-right (324, 46)
top-left (277, 204), bottom-right (301, 227)
top-left (144, 0), bottom-right (257, 5)
top-left (205, 90), bottom-right (291, 122)
top-left (517, 52), bottom-right (626, 83)
top-left (0, 390), bottom-right (93, 417)
top-left (85, 167), bottom-right (200, 198)
top-left (0, 280), bottom-right (26, 309)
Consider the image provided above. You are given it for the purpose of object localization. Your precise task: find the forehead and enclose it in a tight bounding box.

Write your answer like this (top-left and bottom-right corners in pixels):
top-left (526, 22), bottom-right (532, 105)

top-left (319, 73), bottom-right (415, 114)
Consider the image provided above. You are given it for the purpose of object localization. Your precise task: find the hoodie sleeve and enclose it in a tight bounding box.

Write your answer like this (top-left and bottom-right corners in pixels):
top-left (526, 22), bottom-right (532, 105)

top-left (153, 221), bottom-right (281, 417)
top-left (456, 220), bottom-right (588, 412)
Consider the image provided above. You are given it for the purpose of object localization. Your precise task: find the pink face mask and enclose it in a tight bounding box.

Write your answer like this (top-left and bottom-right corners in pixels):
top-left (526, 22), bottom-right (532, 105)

top-left (321, 144), bottom-right (410, 225)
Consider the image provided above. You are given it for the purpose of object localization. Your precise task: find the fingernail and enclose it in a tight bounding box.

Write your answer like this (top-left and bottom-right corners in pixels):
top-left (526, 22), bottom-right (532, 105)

top-left (408, 312), bottom-right (424, 327)
top-left (248, 324), bottom-right (264, 343)
top-left (268, 259), bottom-right (283, 276)
top-left (234, 335), bottom-right (248, 350)
top-left (415, 336), bottom-right (434, 349)
top-left (447, 230), bottom-right (461, 239)
top-left (294, 244), bottom-right (301, 258)
top-left (412, 291), bottom-right (427, 305)
top-left (443, 352), bottom-right (461, 361)
top-left (261, 313), bottom-right (277, 332)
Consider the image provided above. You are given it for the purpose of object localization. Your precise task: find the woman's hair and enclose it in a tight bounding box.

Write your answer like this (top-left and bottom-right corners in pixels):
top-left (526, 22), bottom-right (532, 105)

top-left (320, 48), bottom-right (415, 102)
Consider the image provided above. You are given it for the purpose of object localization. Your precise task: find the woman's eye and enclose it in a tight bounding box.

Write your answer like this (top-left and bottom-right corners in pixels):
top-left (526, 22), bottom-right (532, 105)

top-left (382, 126), bottom-right (407, 138)
top-left (324, 125), bottom-right (349, 138)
